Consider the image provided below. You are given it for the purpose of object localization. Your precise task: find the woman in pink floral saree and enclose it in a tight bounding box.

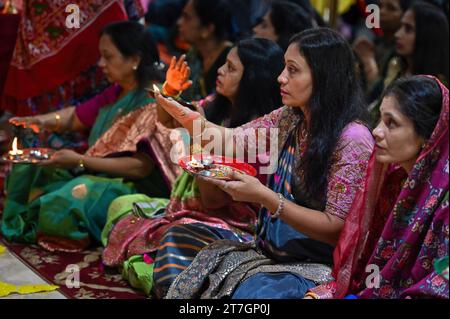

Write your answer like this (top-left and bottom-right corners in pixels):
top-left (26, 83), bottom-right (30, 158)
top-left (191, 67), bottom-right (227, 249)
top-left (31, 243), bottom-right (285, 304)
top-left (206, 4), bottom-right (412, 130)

top-left (309, 75), bottom-right (449, 299)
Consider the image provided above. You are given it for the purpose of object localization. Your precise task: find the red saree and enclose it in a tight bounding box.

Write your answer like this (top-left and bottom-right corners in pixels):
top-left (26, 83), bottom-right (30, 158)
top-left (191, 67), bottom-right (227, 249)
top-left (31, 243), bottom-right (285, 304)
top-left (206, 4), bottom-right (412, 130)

top-left (2, 0), bottom-right (127, 116)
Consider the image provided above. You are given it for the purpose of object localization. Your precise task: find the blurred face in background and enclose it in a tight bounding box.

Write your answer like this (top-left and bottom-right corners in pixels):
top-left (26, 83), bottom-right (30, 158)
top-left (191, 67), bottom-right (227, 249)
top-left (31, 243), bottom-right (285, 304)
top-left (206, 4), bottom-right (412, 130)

top-left (177, 0), bottom-right (202, 44)
top-left (253, 11), bottom-right (278, 43)
top-left (395, 9), bottom-right (416, 57)
top-left (216, 47), bottom-right (244, 102)
top-left (380, 0), bottom-right (404, 34)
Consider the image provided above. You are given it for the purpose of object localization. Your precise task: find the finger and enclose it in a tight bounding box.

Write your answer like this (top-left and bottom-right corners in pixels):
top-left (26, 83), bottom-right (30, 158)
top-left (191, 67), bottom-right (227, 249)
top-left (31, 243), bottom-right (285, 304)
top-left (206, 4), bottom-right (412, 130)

top-left (180, 55), bottom-right (187, 69)
top-left (179, 66), bottom-right (185, 80)
top-left (182, 66), bottom-right (190, 80)
top-left (9, 118), bottom-right (26, 126)
top-left (181, 81), bottom-right (193, 91)
top-left (180, 62), bottom-right (188, 77)
top-left (202, 176), bottom-right (226, 188)
top-left (174, 57), bottom-right (181, 71)
top-left (169, 56), bottom-right (176, 70)
top-left (178, 55), bottom-right (186, 70)
top-left (213, 180), bottom-right (233, 193)
top-left (175, 55), bottom-right (184, 71)
top-left (229, 169), bottom-right (246, 181)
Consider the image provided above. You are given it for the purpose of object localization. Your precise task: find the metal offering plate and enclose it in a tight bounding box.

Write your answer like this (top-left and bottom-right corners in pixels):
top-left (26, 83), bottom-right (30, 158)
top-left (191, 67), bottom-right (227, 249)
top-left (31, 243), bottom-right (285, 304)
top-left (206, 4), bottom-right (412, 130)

top-left (179, 154), bottom-right (257, 181)
top-left (1, 148), bottom-right (55, 164)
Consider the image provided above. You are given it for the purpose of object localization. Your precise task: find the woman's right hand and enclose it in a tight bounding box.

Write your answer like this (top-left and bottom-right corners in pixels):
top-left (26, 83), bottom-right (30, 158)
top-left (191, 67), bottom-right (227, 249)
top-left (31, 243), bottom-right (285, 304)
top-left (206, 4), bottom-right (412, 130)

top-left (165, 55), bottom-right (193, 94)
top-left (9, 116), bottom-right (45, 133)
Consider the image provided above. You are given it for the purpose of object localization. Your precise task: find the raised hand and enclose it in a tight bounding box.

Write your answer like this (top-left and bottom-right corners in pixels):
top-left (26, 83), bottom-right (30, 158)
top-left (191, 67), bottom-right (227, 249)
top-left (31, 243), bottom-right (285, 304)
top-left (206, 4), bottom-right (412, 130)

top-left (165, 55), bottom-right (193, 94)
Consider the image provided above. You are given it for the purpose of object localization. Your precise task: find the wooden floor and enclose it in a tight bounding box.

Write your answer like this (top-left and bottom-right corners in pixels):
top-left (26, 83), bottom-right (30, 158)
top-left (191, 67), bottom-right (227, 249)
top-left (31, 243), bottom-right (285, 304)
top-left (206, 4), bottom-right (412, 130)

top-left (0, 245), bottom-right (66, 299)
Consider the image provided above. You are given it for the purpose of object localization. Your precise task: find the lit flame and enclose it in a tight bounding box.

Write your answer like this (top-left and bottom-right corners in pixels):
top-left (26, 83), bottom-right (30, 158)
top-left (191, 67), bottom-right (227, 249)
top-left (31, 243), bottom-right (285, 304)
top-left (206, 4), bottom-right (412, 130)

top-left (153, 84), bottom-right (160, 94)
top-left (9, 137), bottom-right (23, 156)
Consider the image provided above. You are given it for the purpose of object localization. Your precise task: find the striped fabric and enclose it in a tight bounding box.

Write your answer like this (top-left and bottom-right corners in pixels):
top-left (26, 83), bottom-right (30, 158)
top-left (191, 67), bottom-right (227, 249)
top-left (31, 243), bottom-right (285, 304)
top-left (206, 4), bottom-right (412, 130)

top-left (153, 223), bottom-right (250, 298)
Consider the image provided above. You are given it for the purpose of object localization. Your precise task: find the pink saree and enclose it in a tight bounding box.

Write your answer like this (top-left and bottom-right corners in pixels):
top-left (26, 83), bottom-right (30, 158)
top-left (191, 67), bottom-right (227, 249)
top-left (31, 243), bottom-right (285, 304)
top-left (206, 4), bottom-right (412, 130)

top-left (312, 77), bottom-right (449, 299)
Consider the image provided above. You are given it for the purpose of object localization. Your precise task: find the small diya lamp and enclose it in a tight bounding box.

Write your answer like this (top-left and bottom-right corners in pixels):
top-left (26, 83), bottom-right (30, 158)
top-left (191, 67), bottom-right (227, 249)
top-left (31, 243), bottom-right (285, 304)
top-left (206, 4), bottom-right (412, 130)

top-left (2, 0), bottom-right (19, 14)
top-left (8, 137), bottom-right (23, 160)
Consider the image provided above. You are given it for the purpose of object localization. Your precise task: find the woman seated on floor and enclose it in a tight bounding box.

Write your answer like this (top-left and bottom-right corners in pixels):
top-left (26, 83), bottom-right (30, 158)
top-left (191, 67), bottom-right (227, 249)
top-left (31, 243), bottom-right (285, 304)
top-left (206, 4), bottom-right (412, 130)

top-left (306, 75), bottom-right (449, 299)
top-left (101, 37), bottom-right (286, 298)
top-left (0, 21), bottom-right (175, 253)
top-left (154, 28), bottom-right (375, 299)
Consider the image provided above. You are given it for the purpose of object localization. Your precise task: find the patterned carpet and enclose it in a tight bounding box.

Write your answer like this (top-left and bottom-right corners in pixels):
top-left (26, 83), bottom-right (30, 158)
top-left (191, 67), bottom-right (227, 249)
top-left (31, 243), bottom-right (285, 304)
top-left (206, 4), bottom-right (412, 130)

top-left (1, 236), bottom-right (147, 299)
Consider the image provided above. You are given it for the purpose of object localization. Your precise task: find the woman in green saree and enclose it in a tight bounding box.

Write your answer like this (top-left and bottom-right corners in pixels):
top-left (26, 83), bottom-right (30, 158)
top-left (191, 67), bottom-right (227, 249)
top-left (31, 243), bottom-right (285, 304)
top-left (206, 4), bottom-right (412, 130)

top-left (1, 21), bottom-right (172, 252)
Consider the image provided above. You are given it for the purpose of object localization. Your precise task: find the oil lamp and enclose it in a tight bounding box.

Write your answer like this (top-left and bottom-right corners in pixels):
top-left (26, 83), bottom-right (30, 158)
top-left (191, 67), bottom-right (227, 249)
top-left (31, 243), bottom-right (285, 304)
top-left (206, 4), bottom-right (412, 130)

top-left (8, 137), bottom-right (23, 160)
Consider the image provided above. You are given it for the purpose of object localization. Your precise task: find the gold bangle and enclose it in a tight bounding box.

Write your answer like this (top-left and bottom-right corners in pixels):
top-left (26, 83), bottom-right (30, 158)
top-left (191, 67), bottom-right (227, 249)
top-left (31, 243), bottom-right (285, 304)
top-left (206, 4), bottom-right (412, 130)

top-left (162, 82), bottom-right (182, 98)
top-left (54, 113), bottom-right (61, 132)
top-left (78, 156), bottom-right (85, 170)
top-left (304, 292), bottom-right (320, 299)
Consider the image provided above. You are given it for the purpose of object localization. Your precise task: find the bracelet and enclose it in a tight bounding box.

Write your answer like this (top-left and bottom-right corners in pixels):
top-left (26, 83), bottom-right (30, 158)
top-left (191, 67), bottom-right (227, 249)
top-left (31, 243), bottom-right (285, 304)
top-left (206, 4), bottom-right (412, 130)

top-left (271, 193), bottom-right (285, 219)
top-left (191, 117), bottom-right (206, 138)
top-left (162, 81), bottom-right (182, 98)
top-left (304, 292), bottom-right (320, 299)
top-left (72, 156), bottom-right (86, 175)
top-left (78, 156), bottom-right (85, 171)
top-left (54, 113), bottom-right (61, 132)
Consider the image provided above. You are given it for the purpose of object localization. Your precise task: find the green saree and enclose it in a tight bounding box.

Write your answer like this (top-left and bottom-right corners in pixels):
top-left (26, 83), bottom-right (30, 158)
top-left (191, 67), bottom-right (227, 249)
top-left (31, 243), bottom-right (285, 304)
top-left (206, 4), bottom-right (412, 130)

top-left (1, 89), bottom-right (169, 251)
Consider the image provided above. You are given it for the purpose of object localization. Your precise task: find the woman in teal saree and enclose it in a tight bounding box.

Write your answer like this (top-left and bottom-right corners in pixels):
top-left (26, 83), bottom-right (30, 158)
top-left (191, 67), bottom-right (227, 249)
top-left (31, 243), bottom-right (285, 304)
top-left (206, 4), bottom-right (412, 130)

top-left (1, 21), bottom-right (171, 252)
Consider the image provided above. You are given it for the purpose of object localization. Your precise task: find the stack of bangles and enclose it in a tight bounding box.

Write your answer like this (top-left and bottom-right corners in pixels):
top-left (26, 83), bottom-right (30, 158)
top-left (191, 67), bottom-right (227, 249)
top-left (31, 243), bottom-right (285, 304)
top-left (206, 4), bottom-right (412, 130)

top-left (162, 82), bottom-right (182, 98)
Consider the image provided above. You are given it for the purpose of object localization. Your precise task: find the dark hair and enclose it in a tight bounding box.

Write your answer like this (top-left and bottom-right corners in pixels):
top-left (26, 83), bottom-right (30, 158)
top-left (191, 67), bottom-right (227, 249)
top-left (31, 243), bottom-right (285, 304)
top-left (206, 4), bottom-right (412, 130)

top-left (145, 0), bottom-right (187, 27)
top-left (269, 1), bottom-right (315, 51)
top-left (192, 0), bottom-right (232, 42)
top-left (205, 38), bottom-right (284, 128)
top-left (384, 76), bottom-right (442, 140)
top-left (284, 0), bottom-right (327, 26)
top-left (408, 2), bottom-right (449, 83)
top-left (399, 0), bottom-right (414, 11)
top-left (425, 0), bottom-right (449, 18)
top-left (100, 21), bottom-right (163, 95)
top-left (290, 28), bottom-right (370, 199)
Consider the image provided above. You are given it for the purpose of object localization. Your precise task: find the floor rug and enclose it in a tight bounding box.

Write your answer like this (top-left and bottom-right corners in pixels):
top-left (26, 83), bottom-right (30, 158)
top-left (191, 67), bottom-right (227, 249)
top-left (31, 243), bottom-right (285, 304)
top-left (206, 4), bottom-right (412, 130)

top-left (1, 236), bottom-right (147, 299)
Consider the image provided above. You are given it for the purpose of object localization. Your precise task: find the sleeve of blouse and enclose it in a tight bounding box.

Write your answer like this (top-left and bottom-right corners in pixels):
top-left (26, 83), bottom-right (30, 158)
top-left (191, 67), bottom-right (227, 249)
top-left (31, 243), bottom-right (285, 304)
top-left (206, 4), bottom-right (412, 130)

top-left (230, 107), bottom-right (285, 177)
top-left (232, 107), bottom-right (284, 152)
top-left (75, 85), bottom-right (121, 128)
top-left (325, 123), bottom-right (375, 220)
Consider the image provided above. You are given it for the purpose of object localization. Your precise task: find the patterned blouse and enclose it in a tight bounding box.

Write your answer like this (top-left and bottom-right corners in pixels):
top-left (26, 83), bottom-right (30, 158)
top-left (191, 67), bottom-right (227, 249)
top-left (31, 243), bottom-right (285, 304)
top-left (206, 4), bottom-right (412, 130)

top-left (233, 106), bottom-right (375, 221)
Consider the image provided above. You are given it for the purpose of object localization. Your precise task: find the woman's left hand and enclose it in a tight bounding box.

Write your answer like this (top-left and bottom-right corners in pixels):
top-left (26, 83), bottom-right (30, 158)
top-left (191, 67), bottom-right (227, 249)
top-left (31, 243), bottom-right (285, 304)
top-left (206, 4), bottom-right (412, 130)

top-left (200, 170), bottom-right (270, 204)
top-left (165, 55), bottom-right (193, 93)
top-left (39, 149), bottom-right (82, 169)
